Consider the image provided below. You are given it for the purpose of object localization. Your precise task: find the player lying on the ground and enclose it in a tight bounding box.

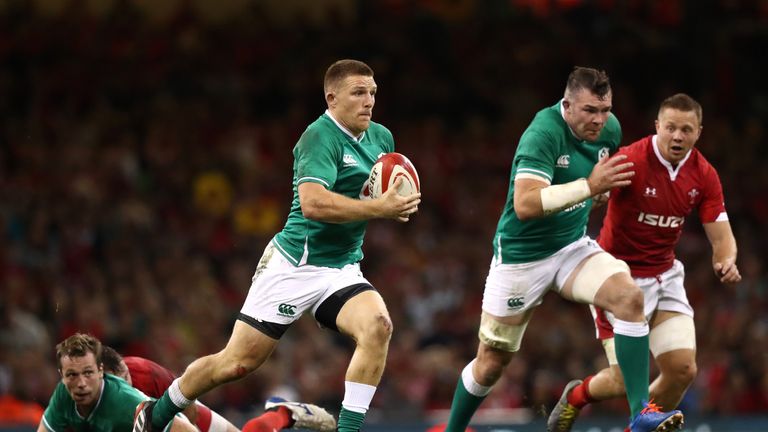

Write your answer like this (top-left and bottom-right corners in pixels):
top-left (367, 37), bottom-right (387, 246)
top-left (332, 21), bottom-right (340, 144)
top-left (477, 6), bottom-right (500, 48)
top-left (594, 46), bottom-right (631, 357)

top-left (38, 333), bottom-right (197, 432)
top-left (100, 346), bottom-right (335, 432)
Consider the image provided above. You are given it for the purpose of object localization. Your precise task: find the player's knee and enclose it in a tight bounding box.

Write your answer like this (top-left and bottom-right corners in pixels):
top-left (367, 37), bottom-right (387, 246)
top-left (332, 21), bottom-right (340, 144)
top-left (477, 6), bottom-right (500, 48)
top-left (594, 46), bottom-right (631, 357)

top-left (672, 360), bottom-right (697, 387)
top-left (218, 361), bottom-right (255, 382)
top-left (211, 351), bottom-right (261, 383)
top-left (358, 312), bottom-right (393, 348)
top-left (607, 282), bottom-right (643, 319)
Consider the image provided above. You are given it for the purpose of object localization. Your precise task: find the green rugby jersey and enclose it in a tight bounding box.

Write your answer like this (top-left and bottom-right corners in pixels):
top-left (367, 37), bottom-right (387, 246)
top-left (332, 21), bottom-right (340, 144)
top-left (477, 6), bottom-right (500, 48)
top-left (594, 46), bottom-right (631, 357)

top-left (41, 374), bottom-right (150, 432)
top-left (494, 100), bottom-right (621, 263)
top-left (273, 112), bottom-right (394, 268)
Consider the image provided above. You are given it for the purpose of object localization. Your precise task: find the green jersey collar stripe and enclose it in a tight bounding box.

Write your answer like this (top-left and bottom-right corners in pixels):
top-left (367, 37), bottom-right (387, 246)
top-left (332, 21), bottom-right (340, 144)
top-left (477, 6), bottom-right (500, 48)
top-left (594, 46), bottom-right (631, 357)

top-left (298, 176), bottom-right (331, 188)
top-left (517, 167), bottom-right (552, 181)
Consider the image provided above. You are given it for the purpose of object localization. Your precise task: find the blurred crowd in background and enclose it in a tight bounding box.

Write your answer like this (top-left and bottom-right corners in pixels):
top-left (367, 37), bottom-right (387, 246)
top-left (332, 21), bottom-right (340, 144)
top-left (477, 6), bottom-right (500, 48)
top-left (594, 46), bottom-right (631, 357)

top-left (1, 0), bottom-right (767, 427)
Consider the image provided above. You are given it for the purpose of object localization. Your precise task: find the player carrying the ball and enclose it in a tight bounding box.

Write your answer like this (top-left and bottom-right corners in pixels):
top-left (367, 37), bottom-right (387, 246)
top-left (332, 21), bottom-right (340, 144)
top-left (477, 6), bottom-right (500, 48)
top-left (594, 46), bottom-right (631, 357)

top-left (133, 59), bottom-right (420, 432)
top-left (443, 67), bottom-right (684, 432)
top-left (547, 93), bottom-right (740, 432)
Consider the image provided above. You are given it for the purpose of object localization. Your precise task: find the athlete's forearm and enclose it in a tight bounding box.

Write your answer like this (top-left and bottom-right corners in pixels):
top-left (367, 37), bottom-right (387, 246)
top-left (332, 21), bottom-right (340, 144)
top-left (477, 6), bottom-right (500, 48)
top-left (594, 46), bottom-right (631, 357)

top-left (514, 178), bottom-right (592, 220)
top-left (704, 221), bottom-right (738, 263)
top-left (301, 188), bottom-right (381, 223)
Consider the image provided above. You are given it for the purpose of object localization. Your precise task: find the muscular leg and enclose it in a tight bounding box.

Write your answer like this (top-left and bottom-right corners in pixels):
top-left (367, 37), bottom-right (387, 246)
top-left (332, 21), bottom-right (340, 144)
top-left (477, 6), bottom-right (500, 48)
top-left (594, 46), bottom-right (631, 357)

top-left (335, 290), bottom-right (393, 432)
top-left (151, 321), bottom-right (279, 429)
top-left (445, 310), bottom-right (533, 432)
top-left (562, 253), bottom-right (649, 418)
top-left (564, 312), bottom-right (696, 409)
top-left (178, 321), bottom-right (278, 396)
top-left (648, 311), bottom-right (697, 410)
top-left (336, 290), bottom-right (393, 385)
top-left (587, 364), bottom-right (626, 400)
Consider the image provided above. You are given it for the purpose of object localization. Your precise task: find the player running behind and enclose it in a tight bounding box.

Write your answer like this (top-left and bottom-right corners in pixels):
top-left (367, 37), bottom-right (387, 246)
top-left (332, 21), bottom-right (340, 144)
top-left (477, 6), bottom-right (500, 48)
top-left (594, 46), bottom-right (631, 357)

top-left (547, 93), bottom-right (740, 431)
top-left (443, 67), bottom-right (683, 432)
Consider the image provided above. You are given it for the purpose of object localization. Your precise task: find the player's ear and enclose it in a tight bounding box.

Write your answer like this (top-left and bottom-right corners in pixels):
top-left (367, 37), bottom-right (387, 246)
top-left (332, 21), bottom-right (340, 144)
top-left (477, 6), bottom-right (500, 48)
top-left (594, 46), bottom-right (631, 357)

top-left (326, 91), bottom-right (336, 108)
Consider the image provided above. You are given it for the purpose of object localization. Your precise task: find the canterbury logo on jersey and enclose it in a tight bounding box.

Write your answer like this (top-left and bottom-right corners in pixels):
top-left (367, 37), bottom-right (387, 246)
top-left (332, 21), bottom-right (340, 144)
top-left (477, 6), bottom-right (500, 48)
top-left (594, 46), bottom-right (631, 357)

top-left (277, 303), bottom-right (297, 317)
top-left (343, 154), bottom-right (358, 167)
top-left (556, 155), bottom-right (570, 168)
top-left (637, 212), bottom-right (685, 228)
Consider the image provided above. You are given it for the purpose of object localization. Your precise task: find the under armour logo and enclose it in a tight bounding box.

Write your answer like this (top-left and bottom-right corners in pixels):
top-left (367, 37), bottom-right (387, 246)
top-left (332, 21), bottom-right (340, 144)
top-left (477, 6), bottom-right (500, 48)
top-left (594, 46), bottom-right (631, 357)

top-left (644, 187), bottom-right (657, 197)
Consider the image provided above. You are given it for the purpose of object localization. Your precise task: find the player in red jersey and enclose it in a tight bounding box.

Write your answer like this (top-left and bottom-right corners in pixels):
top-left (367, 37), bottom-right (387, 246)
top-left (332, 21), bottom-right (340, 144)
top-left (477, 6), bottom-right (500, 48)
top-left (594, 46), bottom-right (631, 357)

top-left (100, 347), bottom-right (335, 432)
top-left (547, 93), bottom-right (742, 432)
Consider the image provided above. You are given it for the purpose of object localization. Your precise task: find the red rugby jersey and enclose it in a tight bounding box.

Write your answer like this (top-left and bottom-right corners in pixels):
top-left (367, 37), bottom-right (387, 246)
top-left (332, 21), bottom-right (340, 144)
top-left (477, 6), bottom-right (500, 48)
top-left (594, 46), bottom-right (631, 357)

top-left (597, 135), bottom-right (726, 277)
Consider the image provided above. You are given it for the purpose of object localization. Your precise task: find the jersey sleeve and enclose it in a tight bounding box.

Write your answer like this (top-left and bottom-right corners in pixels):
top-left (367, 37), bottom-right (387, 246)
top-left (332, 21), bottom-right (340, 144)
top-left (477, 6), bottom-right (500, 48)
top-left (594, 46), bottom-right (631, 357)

top-left (514, 131), bottom-right (557, 184)
top-left (295, 127), bottom-right (341, 189)
top-left (41, 383), bottom-right (69, 432)
top-left (698, 163), bottom-right (727, 223)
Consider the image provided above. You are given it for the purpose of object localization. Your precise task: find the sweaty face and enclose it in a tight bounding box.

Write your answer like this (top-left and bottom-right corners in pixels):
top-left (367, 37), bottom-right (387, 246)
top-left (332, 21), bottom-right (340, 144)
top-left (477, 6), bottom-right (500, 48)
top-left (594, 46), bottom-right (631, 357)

top-left (327, 75), bottom-right (376, 137)
top-left (655, 107), bottom-right (701, 165)
top-left (60, 353), bottom-right (104, 413)
top-left (563, 89), bottom-right (613, 142)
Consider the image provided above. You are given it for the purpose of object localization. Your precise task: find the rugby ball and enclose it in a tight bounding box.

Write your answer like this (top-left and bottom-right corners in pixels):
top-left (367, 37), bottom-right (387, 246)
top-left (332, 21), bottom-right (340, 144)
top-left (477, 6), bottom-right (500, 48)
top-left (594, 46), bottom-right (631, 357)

top-left (367, 152), bottom-right (420, 199)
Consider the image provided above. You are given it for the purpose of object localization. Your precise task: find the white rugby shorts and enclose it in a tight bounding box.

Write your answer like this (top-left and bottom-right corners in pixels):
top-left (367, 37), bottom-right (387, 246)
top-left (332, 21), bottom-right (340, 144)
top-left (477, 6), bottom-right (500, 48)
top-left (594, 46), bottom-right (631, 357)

top-left (240, 241), bottom-right (372, 325)
top-left (483, 236), bottom-right (604, 317)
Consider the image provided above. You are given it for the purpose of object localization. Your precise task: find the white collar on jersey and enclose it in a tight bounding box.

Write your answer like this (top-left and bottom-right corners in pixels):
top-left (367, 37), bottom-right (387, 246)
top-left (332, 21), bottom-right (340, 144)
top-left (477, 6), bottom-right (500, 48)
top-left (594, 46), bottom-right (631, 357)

top-left (559, 99), bottom-right (581, 140)
top-left (325, 109), bottom-right (366, 143)
top-left (652, 135), bottom-right (692, 181)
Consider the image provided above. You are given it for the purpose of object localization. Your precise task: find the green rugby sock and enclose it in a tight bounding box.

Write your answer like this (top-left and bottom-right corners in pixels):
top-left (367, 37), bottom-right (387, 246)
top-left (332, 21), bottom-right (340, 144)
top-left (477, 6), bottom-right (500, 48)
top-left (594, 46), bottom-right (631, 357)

top-left (444, 377), bottom-right (486, 432)
top-left (615, 331), bottom-right (650, 418)
top-left (151, 392), bottom-right (184, 430)
top-left (337, 407), bottom-right (366, 432)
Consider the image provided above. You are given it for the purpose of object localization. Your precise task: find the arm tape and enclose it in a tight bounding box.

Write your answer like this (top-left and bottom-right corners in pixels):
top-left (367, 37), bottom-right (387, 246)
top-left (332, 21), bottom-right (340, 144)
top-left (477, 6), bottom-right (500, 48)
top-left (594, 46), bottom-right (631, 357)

top-left (540, 178), bottom-right (592, 215)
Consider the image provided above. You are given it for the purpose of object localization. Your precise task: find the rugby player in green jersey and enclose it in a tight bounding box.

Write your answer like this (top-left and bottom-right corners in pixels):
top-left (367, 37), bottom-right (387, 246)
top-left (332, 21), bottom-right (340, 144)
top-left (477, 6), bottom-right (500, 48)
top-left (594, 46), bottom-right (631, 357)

top-left (134, 59), bottom-right (420, 432)
top-left (443, 68), bottom-right (683, 432)
top-left (37, 333), bottom-right (196, 432)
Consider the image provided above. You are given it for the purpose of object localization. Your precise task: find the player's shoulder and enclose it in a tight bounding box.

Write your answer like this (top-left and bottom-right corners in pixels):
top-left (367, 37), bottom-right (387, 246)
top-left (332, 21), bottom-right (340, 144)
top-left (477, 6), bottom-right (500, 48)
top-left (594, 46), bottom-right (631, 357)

top-left (49, 381), bottom-right (71, 403)
top-left (124, 356), bottom-right (165, 373)
top-left (366, 120), bottom-right (391, 134)
top-left (303, 114), bottom-right (338, 139)
top-left (686, 147), bottom-right (721, 179)
top-left (297, 114), bottom-right (345, 151)
top-left (104, 373), bottom-right (150, 401)
top-left (604, 112), bottom-right (621, 135)
top-left (520, 104), bottom-right (566, 145)
top-left (619, 135), bottom-right (653, 156)
top-left (529, 103), bottom-right (566, 132)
